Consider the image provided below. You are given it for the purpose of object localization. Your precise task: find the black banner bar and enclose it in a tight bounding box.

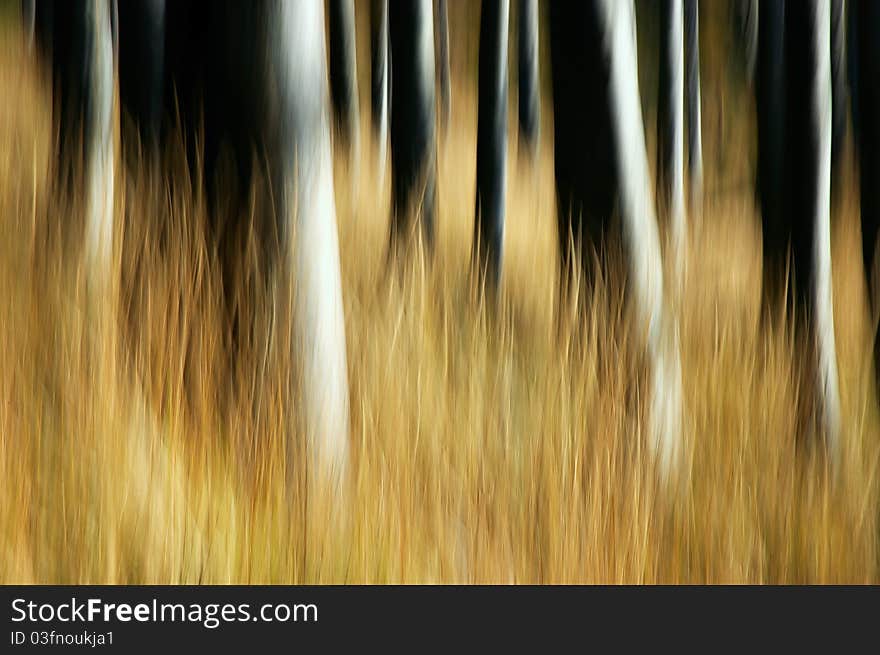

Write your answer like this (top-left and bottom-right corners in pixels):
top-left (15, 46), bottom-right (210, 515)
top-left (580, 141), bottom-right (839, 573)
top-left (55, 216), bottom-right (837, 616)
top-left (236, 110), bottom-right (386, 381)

top-left (1, 586), bottom-right (876, 651)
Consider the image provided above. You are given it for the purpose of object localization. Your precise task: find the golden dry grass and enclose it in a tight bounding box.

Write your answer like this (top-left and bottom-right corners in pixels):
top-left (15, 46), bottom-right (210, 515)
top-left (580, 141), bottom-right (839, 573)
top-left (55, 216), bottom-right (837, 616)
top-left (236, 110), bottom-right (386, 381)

top-left (1, 11), bottom-right (879, 584)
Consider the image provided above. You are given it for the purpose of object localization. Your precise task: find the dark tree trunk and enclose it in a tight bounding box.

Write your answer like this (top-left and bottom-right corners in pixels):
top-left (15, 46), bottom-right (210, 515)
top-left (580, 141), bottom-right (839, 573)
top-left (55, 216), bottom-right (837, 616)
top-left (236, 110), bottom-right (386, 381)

top-left (684, 0), bottom-right (702, 205)
top-left (435, 0), bottom-right (451, 130)
top-left (856, 0), bottom-right (880, 302)
top-left (517, 0), bottom-right (539, 150)
top-left (389, 0), bottom-right (437, 248)
top-left (328, 0), bottom-right (360, 150)
top-left (756, 0), bottom-right (788, 305)
top-left (830, 0), bottom-right (847, 185)
top-left (474, 0), bottom-right (509, 288)
top-left (117, 0), bottom-right (165, 153)
top-left (549, 1), bottom-right (617, 277)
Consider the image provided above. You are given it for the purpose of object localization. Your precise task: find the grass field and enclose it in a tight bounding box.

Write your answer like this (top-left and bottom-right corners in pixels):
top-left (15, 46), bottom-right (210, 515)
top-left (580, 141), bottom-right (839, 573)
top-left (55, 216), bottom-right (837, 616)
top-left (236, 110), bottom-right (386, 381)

top-left (1, 9), bottom-right (879, 584)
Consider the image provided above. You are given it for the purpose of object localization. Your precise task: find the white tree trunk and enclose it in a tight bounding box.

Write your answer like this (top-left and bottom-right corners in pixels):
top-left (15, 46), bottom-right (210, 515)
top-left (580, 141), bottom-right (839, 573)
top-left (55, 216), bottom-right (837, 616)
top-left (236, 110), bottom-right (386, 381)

top-left (598, 0), bottom-right (684, 478)
top-left (662, 0), bottom-right (686, 292)
top-left (84, 0), bottom-right (116, 291)
top-left (811, 0), bottom-right (841, 464)
top-left (274, 0), bottom-right (351, 491)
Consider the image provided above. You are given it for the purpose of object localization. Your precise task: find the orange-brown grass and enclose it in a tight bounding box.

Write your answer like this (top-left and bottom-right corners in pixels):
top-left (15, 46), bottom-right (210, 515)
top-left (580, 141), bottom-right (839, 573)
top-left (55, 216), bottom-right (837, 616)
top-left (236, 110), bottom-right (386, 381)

top-left (1, 15), bottom-right (879, 584)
